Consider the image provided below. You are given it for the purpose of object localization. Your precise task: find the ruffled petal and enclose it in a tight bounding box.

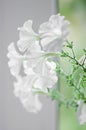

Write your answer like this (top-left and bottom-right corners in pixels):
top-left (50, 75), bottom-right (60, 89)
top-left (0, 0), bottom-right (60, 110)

top-left (77, 101), bottom-right (86, 125)
top-left (17, 20), bottom-right (40, 52)
top-left (39, 14), bottom-right (70, 52)
top-left (7, 42), bottom-right (22, 77)
top-left (14, 76), bottom-right (42, 113)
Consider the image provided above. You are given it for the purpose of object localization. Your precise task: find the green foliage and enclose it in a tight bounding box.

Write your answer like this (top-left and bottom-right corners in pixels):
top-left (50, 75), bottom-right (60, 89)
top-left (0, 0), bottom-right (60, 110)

top-left (35, 40), bottom-right (86, 115)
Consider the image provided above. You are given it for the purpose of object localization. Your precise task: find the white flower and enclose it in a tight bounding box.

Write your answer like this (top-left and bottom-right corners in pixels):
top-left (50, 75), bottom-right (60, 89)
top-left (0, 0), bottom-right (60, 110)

top-left (40, 61), bottom-right (57, 88)
top-left (34, 61), bottom-right (57, 91)
top-left (24, 58), bottom-right (58, 91)
top-left (14, 75), bottom-right (42, 113)
top-left (77, 100), bottom-right (86, 125)
top-left (7, 42), bottom-right (23, 77)
top-left (7, 42), bottom-right (42, 78)
top-left (13, 60), bottom-right (57, 113)
top-left (39, 14), bottom-right (70, 52)
top-left (17, 14), bottom-right (70, 53)
top-left (17, 20), bottom-right (40, 52)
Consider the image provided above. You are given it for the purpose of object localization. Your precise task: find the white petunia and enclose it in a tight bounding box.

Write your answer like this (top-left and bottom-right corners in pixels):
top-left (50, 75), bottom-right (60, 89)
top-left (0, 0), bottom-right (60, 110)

top-left (7, 42), bottom-right (23, 77)
top-left (39, 60), bottom-right (57, 88)
top-left (13, 60), bottom-right (57, 113)
top-left (77, 100), bottom-right (86, 125)
top-left (24, 58), bottom-right (58, 91)
top-left (14, 75), bottom-right (42, 113)
top-left (39, 14), bottom-right (70, 52)
top-left (17, 20), bottom-right (41, 52)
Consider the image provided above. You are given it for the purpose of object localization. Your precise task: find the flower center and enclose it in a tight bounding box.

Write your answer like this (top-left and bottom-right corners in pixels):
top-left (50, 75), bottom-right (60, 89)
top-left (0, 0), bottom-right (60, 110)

top-left (34, 35), bottom-right (41, 41)
top-left (53, 28), bottom-right (62, 38)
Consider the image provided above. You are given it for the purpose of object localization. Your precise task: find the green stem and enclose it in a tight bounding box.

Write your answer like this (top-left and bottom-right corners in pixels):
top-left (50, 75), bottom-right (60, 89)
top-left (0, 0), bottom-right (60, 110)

top-left (71, 47), bottom-right (75, 59)
top-left (67, 54), bottom-right (85, 71)
top-left (44, 52), bottom-right (59, 57)
top-left (82, 54), bottom-right (86, 66)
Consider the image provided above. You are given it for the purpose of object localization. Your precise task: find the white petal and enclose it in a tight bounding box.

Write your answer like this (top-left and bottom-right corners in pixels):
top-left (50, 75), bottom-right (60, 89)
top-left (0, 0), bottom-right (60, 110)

top-left (39, 13), bottom-right (70, 52)
top-left (77, 101), bottom-right (86, 125)
top-left (14, 75), bottom-right (42, 113)
top-left (34, 60), bottom-right (57, 90)
top-left (17, 39), bottom-right (33, 52)
top-left (7, 43), bottom-right (22, 77)
top-left (23, 51), bottom-right (45, 75)
top-left (41, 35), bottom-right (57, 47)
top-left (22, 94), bottom-right (42, 113)
top-left (23, 20), bottom-right (36, 34)
top-left (17, 20), bottom-right (40, 52)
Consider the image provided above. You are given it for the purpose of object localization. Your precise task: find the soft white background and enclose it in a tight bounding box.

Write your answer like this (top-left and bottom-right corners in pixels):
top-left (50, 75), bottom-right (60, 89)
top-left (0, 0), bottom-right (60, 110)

top-left (0, 0), bottom-right (58, 130)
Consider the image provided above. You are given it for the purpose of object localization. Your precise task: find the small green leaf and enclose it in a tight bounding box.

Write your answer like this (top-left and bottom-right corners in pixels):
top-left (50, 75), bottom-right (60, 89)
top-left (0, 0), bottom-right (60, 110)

top-left (61, 50), bottom-right (69, 57)
top-left (83, 49), bottom-right (86, 54)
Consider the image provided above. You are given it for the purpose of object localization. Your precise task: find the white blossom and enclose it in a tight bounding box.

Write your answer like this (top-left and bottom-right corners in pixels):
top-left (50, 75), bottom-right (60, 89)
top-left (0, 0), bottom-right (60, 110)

top-left (17, 20), bottom-right (40, 52)
top-left (39, 14), bottom-right (70, 52)
top-left (34, 60), bottom-right (57, 91)
top-left (14, 75), bottom-right (42, 113)
top-left (7, 43), bottom-right (57, 113)
top-left (23, 58), bottom-right (58, 91)
top-left (77, 100), bottom-right (86, 125)
top-left (13, 60), bottom-right (57, 113)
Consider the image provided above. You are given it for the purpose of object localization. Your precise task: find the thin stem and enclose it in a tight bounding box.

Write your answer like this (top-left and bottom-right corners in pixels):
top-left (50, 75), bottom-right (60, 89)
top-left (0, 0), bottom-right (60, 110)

top-left (71, 47), bottom-right (75, 59)
top-left (67, 54), bottom-right (85, 71)
top-left (77, 75), bottom-right (83, 89)
top-left (44, 52), bottom-right (59, 57)
top-left (33, 88), bottom-right (51, 97)
top-left (82, 54), bottom-right (86, 66)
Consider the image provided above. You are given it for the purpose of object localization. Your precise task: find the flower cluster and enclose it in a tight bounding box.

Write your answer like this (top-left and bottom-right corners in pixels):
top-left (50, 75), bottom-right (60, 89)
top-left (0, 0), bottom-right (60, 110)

top-left (7, 14), bottom-right (86, 125)
top-left (7, 14), bottom-right (69, 113)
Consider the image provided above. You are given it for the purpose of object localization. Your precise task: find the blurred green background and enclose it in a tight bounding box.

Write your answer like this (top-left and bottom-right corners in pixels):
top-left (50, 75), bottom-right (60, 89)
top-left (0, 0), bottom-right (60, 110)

top-left (59, 0), bottom-right (86, 130)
